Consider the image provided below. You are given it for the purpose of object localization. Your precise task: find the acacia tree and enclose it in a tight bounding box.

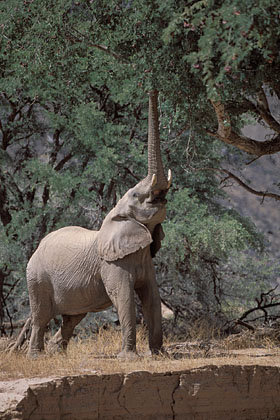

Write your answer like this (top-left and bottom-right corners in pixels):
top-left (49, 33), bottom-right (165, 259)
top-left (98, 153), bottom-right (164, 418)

top-left (0, 0), bottom-right (278, 333)
top-left (162, 0), bottom-right (280, 191)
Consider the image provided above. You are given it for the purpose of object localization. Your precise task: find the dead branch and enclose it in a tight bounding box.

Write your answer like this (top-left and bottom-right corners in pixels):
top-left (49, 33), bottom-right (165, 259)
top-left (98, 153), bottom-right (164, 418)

top-left (8, 317), bottom-right (31, 353)
top-left (236, 288), bottom-right (280, 327)
top-left (239, 301), bottom-right (280, 323)
top-left (226, 288), bottom-right (280, 334)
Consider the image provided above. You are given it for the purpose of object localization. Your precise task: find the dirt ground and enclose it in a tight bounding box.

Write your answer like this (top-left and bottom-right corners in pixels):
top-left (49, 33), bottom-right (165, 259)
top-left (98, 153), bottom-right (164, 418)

top-left (1, 344), bottom-right (280, 420)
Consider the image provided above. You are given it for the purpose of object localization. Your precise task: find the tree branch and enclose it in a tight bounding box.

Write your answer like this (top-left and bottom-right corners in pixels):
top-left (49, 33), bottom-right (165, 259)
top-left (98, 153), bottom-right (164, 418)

top-left (49, 129), bottom-right (63, 167)
top-left (227, 288), bottom-right (280, 332)
top-left (239, 302), bottom-right (280, 323)
top-left (196, 166), bottom-right (280, 202)
top-left (67, 28), bottom-right (129, 64)
top-left (89, 43), bottom-right (129, 64)
top-left (209, 99), bottom-right (280, 156)
top-left (54, 152), bottom-right (73, 171)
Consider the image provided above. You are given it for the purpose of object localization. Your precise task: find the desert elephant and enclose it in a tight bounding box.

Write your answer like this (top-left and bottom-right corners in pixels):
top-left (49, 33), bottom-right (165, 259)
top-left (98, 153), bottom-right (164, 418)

top-left (27, 90), bottom-right (172, 358)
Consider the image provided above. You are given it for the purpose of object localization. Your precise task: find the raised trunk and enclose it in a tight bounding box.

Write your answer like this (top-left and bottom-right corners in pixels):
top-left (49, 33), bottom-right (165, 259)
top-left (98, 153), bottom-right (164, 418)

top-left (147, 90), bottom-right (169, 190)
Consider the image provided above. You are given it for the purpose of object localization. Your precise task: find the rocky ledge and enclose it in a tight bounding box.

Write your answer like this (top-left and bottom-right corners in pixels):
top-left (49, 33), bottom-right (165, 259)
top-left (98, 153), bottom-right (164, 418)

top-left (1, 365), bottom-right (280, 420)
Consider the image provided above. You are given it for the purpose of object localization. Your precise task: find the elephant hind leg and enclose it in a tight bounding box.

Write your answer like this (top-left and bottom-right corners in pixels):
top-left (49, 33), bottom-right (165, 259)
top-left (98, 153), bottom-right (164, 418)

top-left (48, 313), bottom-right (86, 352)
top-left (28, 287), bottom-right (53, 358)
top-left (28, 314), bottom-right (52, 357)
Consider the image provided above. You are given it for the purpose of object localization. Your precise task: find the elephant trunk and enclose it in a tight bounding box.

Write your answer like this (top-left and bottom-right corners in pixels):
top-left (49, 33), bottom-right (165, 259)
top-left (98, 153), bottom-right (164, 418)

top-left (147, 90), bottom-right (171, 191)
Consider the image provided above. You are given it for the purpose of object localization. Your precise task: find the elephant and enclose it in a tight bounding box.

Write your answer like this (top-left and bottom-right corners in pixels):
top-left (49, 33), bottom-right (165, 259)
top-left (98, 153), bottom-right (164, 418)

top-left (26, 90), bottom-right (172, 358)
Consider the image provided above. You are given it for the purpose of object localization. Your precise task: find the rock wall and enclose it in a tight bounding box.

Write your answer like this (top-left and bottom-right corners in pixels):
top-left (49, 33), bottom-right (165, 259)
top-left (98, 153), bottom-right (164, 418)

top-left (2, 365), bottom-right (280, 420)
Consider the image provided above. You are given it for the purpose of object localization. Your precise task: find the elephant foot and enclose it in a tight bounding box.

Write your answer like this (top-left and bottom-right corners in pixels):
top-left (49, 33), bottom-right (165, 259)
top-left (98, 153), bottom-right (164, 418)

top-left (47, 340), bottom-right (67, 354)
top-left (150, 347), bottom-right (162, 355)
top-left (117, 350), bottom-right (140, 360)
top-left (27, 349), bottom-right (44, 359)
top-left (139, 349), bottom-right (163, 358)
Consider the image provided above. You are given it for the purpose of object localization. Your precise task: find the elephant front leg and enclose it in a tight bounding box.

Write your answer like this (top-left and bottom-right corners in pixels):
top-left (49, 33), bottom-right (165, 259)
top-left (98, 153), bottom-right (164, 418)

top-left (136, 273), bottom-right (163, 354)
top-left (117, 293), bottom-right (137, 359)
top-left (101, 262), bottom-right (138, 359)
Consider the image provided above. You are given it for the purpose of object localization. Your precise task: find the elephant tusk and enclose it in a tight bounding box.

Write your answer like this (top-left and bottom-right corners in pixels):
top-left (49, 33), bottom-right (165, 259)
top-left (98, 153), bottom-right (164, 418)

top-left (167, 169), bottom-right (172, 189)
top-left (151, 174), bottom-right (157, 188)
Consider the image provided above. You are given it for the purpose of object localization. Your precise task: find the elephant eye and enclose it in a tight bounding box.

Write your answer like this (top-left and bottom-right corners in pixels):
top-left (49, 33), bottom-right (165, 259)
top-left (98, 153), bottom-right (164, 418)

top-left (133, 192), bottom-right (139, 198)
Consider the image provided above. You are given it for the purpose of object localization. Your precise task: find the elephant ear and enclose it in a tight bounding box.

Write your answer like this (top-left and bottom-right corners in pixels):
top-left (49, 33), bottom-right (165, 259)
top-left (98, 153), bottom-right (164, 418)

top-left (150, 224), bottom-right (165, 258)
top-left (97, 215), bottom-right (153, 262)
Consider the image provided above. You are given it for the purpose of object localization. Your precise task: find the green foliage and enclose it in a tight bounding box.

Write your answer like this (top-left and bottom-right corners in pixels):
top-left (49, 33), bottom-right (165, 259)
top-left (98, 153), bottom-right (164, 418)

top-left (221, 251), bottom-right (280, 319)
top-left (155, 188), bottom-right (266, 329)
top-left (163, 0), bottom-right (280, 97)
top-left (163, 188), bottom-right (259, 264)
top-left (0, 0), bottom-right (278, 332)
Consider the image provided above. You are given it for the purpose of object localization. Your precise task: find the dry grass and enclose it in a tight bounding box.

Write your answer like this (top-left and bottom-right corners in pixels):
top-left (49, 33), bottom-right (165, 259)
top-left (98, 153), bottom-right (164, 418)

top-left (1, 325), bottom-right (280, 381)
top-left (221, 329), bottom-right (280, 351)
top-left (0, 327), bottom-right (164, 380)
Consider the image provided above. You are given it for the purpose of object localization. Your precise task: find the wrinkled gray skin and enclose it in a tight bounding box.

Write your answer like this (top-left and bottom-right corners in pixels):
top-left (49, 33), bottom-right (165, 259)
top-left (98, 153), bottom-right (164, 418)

top-left (27, 90), bottom-right (170, 358)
